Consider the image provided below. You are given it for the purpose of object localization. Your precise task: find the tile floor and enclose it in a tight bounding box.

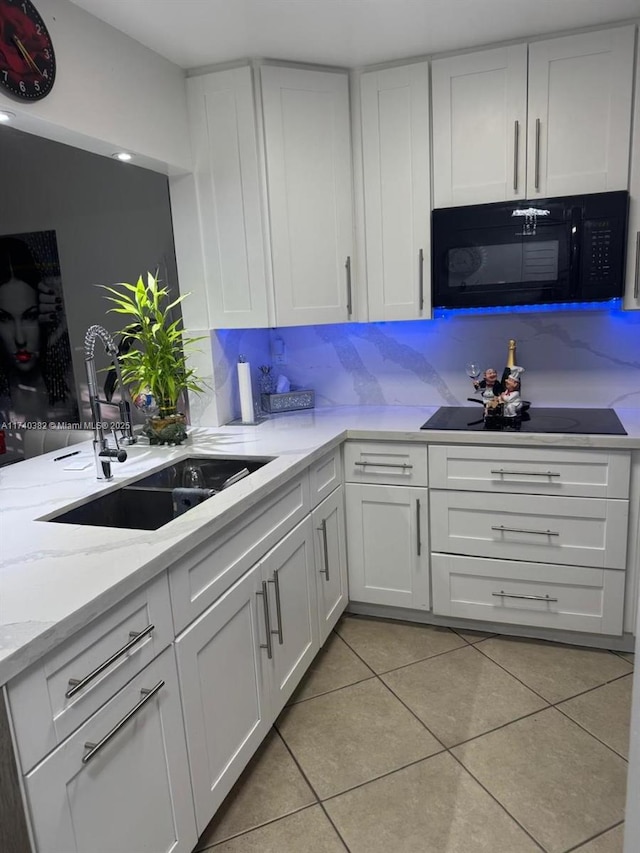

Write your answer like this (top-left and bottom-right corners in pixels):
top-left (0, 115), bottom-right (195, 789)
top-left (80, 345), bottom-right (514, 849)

top-left (194, 616), bottom-right (634, 853)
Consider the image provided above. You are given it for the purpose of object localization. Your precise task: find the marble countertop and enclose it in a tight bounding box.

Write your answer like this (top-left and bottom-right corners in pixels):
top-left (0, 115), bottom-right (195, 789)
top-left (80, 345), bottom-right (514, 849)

top-left (2, 404), bottom-right (639, 686)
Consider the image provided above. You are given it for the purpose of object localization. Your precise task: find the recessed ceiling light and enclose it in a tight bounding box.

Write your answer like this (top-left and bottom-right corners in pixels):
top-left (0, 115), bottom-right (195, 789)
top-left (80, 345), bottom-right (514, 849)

top-left (112, 152), bottom-right (133, 162)
top-left (0, 111), bottom-right (16, 123)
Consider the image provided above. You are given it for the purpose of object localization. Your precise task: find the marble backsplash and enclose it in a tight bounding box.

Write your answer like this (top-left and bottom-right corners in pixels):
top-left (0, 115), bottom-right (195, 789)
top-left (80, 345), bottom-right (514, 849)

top-left (211, 307), bottom-right (640, 422)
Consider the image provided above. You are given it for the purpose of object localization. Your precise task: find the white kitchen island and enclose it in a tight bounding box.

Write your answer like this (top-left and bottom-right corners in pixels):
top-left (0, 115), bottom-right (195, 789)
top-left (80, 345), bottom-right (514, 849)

top-left (1, 405), bottom-right (640, 853)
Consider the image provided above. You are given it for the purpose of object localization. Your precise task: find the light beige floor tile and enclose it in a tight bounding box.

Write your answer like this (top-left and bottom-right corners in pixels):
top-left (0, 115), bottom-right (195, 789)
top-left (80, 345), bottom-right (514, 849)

top-left (335, 615), bottom-right (466, 673)
top-left (476, 636), bottom-right (632, 703)
top-left (324, 752), bottom-right (540, 853)
top-left (196, 730), bottom-right (315, 849)
top-left (206, 806), bottom-right (346, 853)
top-left (572, 824), bottom-right (625, 852)
top-left (452, 628), bottom-right (495, 644)
top-left (288, 632), bottom-right (374, 703)
top-left (558, 675), bottom-right (633, 758)
top-left (616, 652), bottom-right (635, 664)
top-left (382, 645), bottom-right (547, 746)
top-left (452, 708), bottom-right (628, 853)
top-left (277, 678), bottom-right (442, 798)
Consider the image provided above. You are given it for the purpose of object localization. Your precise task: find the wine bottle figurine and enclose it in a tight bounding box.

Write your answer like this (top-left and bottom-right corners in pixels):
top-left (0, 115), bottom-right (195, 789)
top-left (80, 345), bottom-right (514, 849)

top-left (499, 339), bottom-right (525, 417)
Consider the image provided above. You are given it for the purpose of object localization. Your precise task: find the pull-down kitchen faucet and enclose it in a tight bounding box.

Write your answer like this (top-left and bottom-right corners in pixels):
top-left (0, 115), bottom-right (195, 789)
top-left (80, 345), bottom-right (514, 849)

top-left (84, 324), bottom-right (136, 480)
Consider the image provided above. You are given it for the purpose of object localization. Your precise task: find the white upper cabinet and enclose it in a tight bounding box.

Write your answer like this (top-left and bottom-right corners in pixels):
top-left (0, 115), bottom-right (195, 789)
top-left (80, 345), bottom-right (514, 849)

top-left (178, 63), bottom-right (355, 329)
top-left (432, 26), bottom-right (635, 207)
top-left (528, 27), bottom-right (635, 198)
top-left (624, 36), bottom-right (640, 311)
top-left (432, 45), bottom-right (527, 207)
top-left (184, 67), bottom-right (270, 328)
top-left (360, 62), bottom-right (432, 320)
top-left (261, 66), bottom-right (355, 326)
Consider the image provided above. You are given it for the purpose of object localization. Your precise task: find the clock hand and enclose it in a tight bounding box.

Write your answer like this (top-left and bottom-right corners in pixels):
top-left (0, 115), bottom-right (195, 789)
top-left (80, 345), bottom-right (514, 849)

top-left (12, 35), bottom-right (42, 76)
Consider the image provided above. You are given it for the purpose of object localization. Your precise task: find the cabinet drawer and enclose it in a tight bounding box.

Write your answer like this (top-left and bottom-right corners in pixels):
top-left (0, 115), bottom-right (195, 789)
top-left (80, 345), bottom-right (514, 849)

top-left (344, 441), bottom-right (428, 486)
top-left (25, 646), bottom-right (196, 853)
top-left (8, 572), bottom-right (173, 774)
top-left (432, 554), bottom-right (625, 635)
top-left (170, 474), bottom-right (310, 632)
top-left (429, 445), bottom-right (630, 498)
top-left (309, 446), bottom-right (343, 507)
top-left (430, 491), bottom-right (628, 569)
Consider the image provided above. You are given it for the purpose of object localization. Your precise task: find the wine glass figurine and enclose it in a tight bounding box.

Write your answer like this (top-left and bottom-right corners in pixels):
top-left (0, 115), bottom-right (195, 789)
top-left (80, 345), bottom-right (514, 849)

top-left (465, 362), bottom-right (481, 384)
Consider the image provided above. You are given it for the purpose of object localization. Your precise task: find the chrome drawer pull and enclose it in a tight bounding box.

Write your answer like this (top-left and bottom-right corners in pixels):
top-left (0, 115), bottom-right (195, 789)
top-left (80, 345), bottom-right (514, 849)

top-left (256, 581), bottom-right (273, 659)
top-left (491, 469), bottom-right (561, 477)
top-left (345, 256), bottom-right (353, 316)
top-left (416, 499), bottom-right (422, 556)
top-left (491, 525), bottom-right (560, 537)
top-left (268, 570), bottom-right (284, 645)
top-left (317, 520), bottom-right (330, 581)
top-left (82, 680), bottom-right (164, 764)
top-left (66, 624), bottom-right (155, 699)
top-left (634, 231), bottom-right (640, 299)
top-left (534, 117), bottom-right (541, 190)
top-left (354, 461), bottom-right (413, 470)
top-left (418, 248), bottom-right (425, 311)
top-left (513, 120), bottom-right (519, 192)
top-left (492, 591), bottom-right (558, 603)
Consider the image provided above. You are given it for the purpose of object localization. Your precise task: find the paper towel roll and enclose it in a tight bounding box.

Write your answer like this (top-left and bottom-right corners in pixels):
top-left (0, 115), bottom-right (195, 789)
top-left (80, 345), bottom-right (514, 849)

top-left (238, 360), bottom-right (255, 423)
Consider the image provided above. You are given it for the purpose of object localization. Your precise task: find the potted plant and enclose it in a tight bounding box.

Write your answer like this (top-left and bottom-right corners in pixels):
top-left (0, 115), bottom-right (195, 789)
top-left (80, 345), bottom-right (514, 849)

top-left (101, 272), bottom-right (206, 445)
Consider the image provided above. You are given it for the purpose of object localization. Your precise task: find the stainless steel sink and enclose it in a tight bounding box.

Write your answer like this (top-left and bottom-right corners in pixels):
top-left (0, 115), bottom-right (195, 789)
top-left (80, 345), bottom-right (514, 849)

top-left (49, 456), bottom-right (272, 530)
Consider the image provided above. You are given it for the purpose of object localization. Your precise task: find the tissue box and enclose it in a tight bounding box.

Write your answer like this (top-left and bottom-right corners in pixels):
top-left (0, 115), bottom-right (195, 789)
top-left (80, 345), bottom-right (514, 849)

top-left (261, 390), bottom-right (315, 413)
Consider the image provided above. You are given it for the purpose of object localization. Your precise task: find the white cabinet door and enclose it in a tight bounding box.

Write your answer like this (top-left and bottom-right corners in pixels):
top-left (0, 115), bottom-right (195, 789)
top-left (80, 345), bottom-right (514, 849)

top-left (360, 62), bottom-right (431, 320)
top-left (431, 45), bottom-right (527, 207)
top-left (25, 648), bottom-right (197, 853)
top-left (346, 483), bottom-right (429, 609)
top-left (624, 37), bottom-right (640, 311)
top-left (183, 67), bottom-right (270, 328)
top-left (262, 517), bottom-right (319, 714)
top-left (527, 27), bottom-right (635, 198)
top-left (312, 487), bottom-right (349, 644)
top-left (175, 564), bottom-right (271, 834)
top-left (261, 65), bottom-right (355, 326)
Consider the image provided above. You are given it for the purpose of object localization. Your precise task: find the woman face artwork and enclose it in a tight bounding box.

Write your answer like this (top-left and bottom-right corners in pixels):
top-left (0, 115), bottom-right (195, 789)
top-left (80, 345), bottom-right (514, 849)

top-left (0, 276), bottom-right (41, 374)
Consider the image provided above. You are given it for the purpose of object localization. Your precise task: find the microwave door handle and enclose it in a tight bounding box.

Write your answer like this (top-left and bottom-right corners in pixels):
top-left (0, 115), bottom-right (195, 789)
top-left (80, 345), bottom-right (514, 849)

top-left (569, 208), bottom-right (581, 299)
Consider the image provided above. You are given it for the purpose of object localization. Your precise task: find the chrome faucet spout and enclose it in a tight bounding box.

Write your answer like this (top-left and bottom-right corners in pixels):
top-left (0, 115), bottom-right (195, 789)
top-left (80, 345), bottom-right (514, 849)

top-left (84, 324), bottom-right (136, 480)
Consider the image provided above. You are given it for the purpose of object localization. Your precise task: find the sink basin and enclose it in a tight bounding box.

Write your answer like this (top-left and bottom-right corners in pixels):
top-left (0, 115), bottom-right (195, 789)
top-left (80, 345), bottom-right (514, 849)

top-left (48, 456), bottom-right (272, 530)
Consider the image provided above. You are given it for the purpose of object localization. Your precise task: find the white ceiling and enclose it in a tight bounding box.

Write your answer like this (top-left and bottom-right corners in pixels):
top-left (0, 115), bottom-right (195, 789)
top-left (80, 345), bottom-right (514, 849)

top-left (68, 0), bottom-right (640, 70)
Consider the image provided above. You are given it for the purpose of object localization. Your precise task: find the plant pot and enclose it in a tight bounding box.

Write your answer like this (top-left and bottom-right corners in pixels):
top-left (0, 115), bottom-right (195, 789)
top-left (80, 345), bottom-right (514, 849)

top-left (142, 411), bottom-right (188, 445)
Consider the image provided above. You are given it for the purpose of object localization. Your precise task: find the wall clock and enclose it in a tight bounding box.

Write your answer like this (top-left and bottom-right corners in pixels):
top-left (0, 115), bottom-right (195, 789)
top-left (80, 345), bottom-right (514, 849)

top-left (0, 0), bottom-right (56, 101)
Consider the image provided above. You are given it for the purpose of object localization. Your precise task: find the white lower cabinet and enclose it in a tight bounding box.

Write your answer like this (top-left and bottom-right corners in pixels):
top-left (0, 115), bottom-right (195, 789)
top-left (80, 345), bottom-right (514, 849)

top-left (432, 554), bottom-right (625, 635)
top-left (24, 646), bottom-right (197, 853)
top-left (313, 486), bottom-right (349, 644)
top-left (175, 516), bottom-right (318, 834)
top-left (346, 483), bottom-right (429, 609)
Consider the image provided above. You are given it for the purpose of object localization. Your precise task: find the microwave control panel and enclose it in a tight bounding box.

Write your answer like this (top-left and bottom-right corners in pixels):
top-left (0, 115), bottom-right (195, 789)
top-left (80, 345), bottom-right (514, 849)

top-left (582, 218), bottom-right (623, 293)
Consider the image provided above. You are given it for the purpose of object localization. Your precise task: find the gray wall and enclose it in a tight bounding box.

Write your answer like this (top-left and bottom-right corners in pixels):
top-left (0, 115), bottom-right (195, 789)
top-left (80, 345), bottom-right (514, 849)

top-left (0, 126), bottom-right (179, 422)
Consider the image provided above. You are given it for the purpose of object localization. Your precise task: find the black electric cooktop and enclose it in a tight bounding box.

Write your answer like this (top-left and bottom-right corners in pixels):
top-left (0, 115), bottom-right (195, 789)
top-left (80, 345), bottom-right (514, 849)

top-left (420, 407), bottom-right (627, 435)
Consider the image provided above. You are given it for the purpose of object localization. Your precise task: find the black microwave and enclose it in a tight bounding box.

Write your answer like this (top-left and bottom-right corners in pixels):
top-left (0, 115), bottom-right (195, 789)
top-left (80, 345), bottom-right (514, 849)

top-left (431, 191), bottom-right (629, 310)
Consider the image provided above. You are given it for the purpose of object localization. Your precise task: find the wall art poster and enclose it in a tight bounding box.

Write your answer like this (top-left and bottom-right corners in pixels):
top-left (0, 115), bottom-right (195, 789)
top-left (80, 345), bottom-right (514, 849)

top-left (0, 230), bottom-right (79, 458)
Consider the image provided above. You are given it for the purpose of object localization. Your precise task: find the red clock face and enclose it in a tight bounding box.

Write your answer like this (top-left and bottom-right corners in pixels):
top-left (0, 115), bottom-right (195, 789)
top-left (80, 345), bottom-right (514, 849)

top-left (0, 0), bottom-right (56, 101)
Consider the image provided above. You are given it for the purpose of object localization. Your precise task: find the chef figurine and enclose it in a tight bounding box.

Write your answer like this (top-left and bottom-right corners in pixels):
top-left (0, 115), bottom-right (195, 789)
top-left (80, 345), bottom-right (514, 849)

top-left (473, 367), bottom-right (502, 401)
top-left (500, 366), bottom-right (525, 417)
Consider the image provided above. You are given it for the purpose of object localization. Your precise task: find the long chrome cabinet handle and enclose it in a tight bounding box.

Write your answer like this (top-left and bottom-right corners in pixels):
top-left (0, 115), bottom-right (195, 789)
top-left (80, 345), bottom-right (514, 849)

top-left (492, 591), bottom-right (558, 603)
top-left (634, 231), bottom-right (640, 299)
top-left (256, 581), bottom-right (273, 659)
top-left (317, 519), bottom-right (330, 581)
top-left (66, 624), bottom-right (155, 699)
top-left (82, 680), bottom-right (164, 764)
top-left (416, 499), bottom-right (421, 556)
top-left (491, 469), bottom-right (561, 478)
top-left (268, 571), bottom-right (284, 645)
top-left (534, 118), bottom-right (541, 191)
top-left (354, 461), bottom-right (413, 470)
top-left (491, 524), bottom-right (560, 536)
top-left (345, 256), bottom-right (353, 316)
top-left (513, 120), bottom-right (519, 192)
top-left (418, 249), bottom-right (424, 311)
